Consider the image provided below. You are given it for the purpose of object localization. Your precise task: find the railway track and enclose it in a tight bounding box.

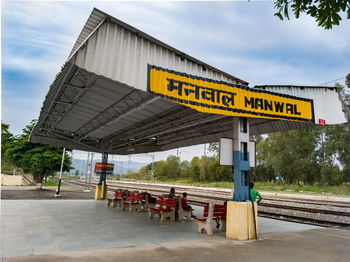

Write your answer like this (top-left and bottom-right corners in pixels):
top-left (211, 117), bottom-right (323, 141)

top-left (62, 179), bottom-right (350, 229)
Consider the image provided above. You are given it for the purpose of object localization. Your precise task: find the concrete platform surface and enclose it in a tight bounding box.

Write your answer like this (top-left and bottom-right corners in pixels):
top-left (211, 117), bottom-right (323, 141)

top-left (1, 200), bottom-right (349, 261)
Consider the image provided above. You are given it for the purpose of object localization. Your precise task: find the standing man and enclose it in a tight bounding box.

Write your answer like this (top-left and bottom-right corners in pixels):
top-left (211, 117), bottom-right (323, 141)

top-left (250, 182), bottom-right (263, 203)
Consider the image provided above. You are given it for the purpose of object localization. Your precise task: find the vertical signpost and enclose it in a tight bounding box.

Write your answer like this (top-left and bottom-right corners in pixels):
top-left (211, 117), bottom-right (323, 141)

top-left (94, 153), bottom-right (113, 200)
top-left (55, 148), bottom-right (66, 197)
top-left (84, 152), bottom-right (91, 192)
top-left (88, 152), bottom-right (94, 191)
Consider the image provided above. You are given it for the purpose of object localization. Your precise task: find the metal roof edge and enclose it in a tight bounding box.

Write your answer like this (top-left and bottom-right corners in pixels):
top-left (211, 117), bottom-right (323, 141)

top-left (68, 7), bottom-right (248, 86)
top-left (254, 85), bottom-right (342, 90)
top-left (68, 8), bottom-right (107, 59)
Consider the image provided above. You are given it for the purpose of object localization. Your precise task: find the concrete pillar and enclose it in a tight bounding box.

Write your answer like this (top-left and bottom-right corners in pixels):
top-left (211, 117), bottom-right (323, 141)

top-left (232, 117), bottom-right (250, 201)
top-left (226, 201), bottom-right (258, 240)
top-left (226, 117), bottom-right (258, 240)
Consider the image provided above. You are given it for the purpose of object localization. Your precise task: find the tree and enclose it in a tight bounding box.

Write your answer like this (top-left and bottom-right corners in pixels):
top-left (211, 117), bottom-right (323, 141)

top-left (165, 155), bottom-right (181, 180)
top-left (190, 156), bottom-right (200, 181)
top-left (274, 0), bottom-right (350, 29)
top-left (138, 166), bottom-right (151, 180)
top-left (207, 157), bottom-right (219, 182)
top-left (199, 156), bottom-right (210, 181)
top-left (190, 163), bottom-right (200, 182)
top-left (324, 75), bottom-right (350, 182)
top-left (256, 127), bottom-right (321, 185)
top-left (153, 160), bottom-right (167, 180)
top-left (216, 165), bottom-right (233, 182)
top-left (5, 120), bottom-right (72, 187)
top-left (179, 160), bottom-right (191, 179)
top-left (208, 142), bottom-right (219, 156)
top-left (1, 122), bottom-right (14, 173)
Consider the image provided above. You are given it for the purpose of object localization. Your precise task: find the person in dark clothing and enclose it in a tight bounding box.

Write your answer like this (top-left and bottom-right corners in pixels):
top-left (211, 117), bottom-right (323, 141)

top-left (147, 193), bottom-right (157, 204)
top-left (168, 187), bottom-right (176, 198)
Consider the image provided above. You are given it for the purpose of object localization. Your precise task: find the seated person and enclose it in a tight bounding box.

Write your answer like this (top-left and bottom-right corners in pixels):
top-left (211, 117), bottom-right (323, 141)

top-left (181, 192), bottom-right (196, 218)
top-left (147, 193), bottom-right (157, 204)
top-left (181, 192), bottom-right (192, 210)
top-left (168, 187), bottom-right (176, 198)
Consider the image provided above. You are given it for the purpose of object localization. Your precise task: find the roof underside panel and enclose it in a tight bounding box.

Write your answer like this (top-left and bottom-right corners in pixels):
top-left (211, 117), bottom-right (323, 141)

top-left (30, 63), bottom-right (316, 154)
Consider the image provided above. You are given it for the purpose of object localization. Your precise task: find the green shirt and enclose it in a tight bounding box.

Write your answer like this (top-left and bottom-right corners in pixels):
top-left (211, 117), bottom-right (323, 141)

top-left (250, 189), bottom-right (263, 203)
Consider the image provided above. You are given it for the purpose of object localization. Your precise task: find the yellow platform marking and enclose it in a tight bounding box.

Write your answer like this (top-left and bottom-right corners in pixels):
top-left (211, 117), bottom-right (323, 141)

top-left (309, 229), bottom-right (350, 240)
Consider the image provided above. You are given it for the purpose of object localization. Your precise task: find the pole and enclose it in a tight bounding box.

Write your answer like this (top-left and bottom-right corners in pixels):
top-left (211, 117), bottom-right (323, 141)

top-left (55, 148), bottom-right (66, 197)
top-left (251, 200), bottom-right (258, 240)
top-left (151, 155), bottom-right (155, 182)
top-left (98, 152), bottom-right (108, 185)
top-left (84, 152), bottom-right (90, 192)
top-left (88, 152), bottom-right (94, 191)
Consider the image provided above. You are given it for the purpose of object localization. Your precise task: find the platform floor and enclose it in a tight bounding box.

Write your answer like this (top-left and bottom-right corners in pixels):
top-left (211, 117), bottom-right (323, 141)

top-left (1, 200), bottom-right (350, 261)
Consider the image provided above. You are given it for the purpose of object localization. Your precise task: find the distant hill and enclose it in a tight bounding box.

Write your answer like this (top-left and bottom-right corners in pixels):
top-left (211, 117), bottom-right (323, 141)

top-left (70, 158), bottom-right (147, 177)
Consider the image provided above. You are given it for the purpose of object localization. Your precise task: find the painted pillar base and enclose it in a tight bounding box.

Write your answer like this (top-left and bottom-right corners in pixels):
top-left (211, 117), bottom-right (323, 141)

top-left (94, 184), bottom-right (108, 200)
top-left (103, 184), bottom-right (108, 200)
top-left (226, 201), bottom-right (258, 240)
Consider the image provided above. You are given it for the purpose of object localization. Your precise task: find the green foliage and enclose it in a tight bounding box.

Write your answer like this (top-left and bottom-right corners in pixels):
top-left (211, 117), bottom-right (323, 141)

top-left (153, 160), bottom-right (167, 180)
top-left (4, 120), bottom-right (72, 182)
top-left (1, 122), bottom-right (14, 171)
top-left (190, 162), bottom-right (200, 182)
top-left (208, 142), bottom-right (219, 156)
top-left (255, 182), bottom-right (350, 196)
top-left (274, 0), bottom-right (350, 29)
top-left (140, 153), bottom-right (233, 183)
top-left (179, 160), bottom-right (190, 178)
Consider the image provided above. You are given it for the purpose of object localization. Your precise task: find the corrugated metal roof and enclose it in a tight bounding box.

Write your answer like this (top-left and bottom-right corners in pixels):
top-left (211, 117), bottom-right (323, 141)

top-left (254, 85), bottom-right (347, 125)
top-left (68, 8), bottom-right (248, 87)
top-left (30, 9), bottom-right (347, 154)
top-left (68, 9), bottom-right (106, 59)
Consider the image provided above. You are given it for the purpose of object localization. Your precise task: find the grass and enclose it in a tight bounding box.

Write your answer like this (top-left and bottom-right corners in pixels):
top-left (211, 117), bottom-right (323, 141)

top-left (255, 182), bottom-right (350, 197)
top-left (42, 180), bottom-right (58, 186)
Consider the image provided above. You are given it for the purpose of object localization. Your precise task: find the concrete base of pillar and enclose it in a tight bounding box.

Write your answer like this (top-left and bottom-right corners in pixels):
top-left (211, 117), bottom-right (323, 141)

top-left (95, 184), bottom-right (108, 200)
top-left (226, 201), bottom-right (258, 240)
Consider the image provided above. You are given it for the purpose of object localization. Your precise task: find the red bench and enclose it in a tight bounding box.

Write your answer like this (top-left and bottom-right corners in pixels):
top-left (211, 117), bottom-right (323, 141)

top-left (121, 192), bottom-right (143, 213)
top-left (148, 197), bottom-right (177, 222)
top-left (195, 202), bottom-right (227, 235)
top-left (107, 190), bottom-right (124, 207)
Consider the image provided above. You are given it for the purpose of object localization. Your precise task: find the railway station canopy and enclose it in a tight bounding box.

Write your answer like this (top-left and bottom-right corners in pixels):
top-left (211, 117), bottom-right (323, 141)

top-left (30, 8), bottom-right (348, 154)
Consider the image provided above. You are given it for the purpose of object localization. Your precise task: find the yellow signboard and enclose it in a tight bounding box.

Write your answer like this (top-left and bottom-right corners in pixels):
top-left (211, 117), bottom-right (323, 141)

top-left (147, 65), bottom-right (315, 123)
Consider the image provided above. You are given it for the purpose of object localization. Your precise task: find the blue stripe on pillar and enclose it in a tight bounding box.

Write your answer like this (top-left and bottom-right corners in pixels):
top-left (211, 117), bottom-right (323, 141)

top-left (233, 150), bottom-right (250, 201)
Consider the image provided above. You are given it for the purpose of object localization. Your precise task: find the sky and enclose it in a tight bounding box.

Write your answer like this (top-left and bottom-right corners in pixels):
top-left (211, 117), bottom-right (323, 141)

top-left (1, 0), bottom-right (350, 163)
